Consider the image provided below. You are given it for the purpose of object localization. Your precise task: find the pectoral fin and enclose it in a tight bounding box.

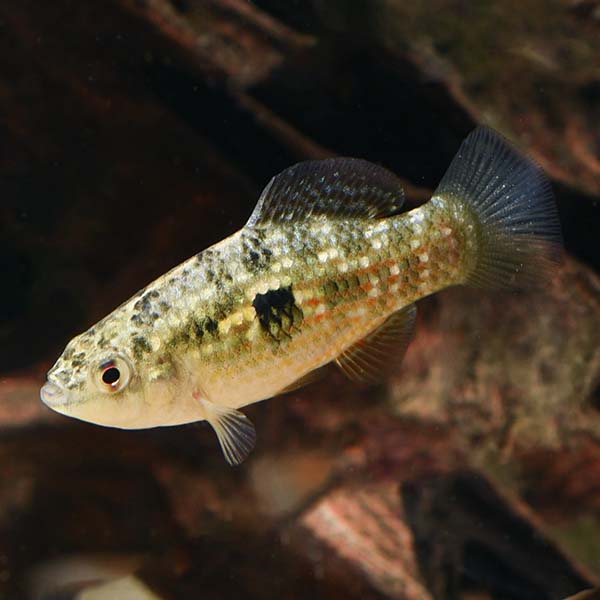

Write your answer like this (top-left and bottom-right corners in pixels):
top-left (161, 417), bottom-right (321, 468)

top-left (335, 304), bottom-right (417, 384)
top-left (198, 397), bottom-right (256, 466)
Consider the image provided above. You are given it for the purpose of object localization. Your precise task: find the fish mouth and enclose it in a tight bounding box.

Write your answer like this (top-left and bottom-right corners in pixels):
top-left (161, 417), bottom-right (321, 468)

top-left (40, 381), bottom-right (69, 408)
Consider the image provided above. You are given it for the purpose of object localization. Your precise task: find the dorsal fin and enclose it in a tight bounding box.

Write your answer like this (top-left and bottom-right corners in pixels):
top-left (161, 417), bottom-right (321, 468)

top-left (335, 304), bottom-right (417, 384)
top-left (246, 158), bottom-right (405, 227)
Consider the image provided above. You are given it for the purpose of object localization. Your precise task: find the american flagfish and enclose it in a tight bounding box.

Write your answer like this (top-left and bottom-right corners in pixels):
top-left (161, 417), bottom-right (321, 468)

top-left (40, 127), bottom-right (561, 465)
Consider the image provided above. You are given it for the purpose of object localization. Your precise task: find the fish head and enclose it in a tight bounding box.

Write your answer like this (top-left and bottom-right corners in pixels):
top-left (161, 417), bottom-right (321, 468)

top-left (40, 311), bottom-right (180, 429)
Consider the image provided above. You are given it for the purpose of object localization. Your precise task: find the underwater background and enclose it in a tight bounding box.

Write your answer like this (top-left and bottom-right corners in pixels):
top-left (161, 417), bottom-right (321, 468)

top-left (1, 1), bottom-right (600, 598)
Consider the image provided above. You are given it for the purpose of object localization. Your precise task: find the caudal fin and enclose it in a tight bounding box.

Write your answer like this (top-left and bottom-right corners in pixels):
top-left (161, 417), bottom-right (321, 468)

top-left (433, 127), bottom-right (562, 288)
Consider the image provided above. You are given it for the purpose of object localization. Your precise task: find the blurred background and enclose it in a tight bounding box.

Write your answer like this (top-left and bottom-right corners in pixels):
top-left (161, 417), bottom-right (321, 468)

top-left (1, 1), bottom-right (600, 598)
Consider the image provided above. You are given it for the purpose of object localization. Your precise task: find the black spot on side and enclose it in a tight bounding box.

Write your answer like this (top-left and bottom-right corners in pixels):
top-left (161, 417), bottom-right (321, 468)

top-left (192, 319), bottom-right (204, 340)
top-left (204, 317), bottom-right (218, 334)
top-left (252, 286), bottom-right (303, 342)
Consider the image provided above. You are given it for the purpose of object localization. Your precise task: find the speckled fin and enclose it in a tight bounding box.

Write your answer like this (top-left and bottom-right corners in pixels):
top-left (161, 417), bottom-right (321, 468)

top-left (198, 398), bottom-right (256, 466)
top-left (246, 158), bottom-right (405, 226)
top-left (335, 304), bottom-right (417, 384)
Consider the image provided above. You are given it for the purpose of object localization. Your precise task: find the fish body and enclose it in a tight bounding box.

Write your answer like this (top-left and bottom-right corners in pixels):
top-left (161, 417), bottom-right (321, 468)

top-left (41, 128), bottom-right (561, 464)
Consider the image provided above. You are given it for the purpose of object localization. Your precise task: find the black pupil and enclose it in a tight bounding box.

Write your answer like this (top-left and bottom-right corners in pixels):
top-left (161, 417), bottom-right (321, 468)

top-left (102, 367), bottom-right (120, 385)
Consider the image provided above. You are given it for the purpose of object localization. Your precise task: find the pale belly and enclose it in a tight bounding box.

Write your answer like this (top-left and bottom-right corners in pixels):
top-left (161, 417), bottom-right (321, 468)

top-left (190, 309), bottom-right (390, 411)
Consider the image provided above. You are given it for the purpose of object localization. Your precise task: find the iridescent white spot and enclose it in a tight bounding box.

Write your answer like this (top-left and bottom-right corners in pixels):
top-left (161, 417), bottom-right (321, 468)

top-left (419, 253), bottom-right (429, 263)
top-left (389, 283), bottom-right (400, 293)
top-left (338, 262), bottom-right (349, 273)
top-left (368, 274), bottom-right (380, 285)
top-left (420, 269), bottom-right (430, 279)
top-left (282, 257), bottom-right (293, 268)
top-left (318, 251), bottom-right (329, 263)
top-left (372, 221), bottom-right (390, 233)
top-left (371, 238), bottom-right (382, 250)
top-left (442, 227), bottom-right (452, 237)
top-left (409, 211), bottom-right (425, 224)
top-left (359, 256), bottom-right (370, 268)
top-left (390, 264), bottom-right (400, 276)
top-left (271, 262), bottom-right (282, 273)
top-left (328, 248), bottom-right (339, 259)
top-left (410, 239), bottom-right (421, 250)
top-left (315, 304), bottom-right (326, 316)
top-left (368, 288), bottom-right (380, 298)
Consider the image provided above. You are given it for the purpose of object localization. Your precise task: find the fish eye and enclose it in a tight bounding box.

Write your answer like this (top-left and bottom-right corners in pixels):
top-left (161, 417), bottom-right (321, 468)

top-left (102, 366), bottom-right (120, 385)
top-left (95, 355), bottom-right (131, 393)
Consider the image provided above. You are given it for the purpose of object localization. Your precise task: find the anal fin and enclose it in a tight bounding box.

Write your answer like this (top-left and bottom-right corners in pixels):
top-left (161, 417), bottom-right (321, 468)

top-left (197, 396), bottom-right (256, 466)
top-left (335, 304), bottom-right (417, 384)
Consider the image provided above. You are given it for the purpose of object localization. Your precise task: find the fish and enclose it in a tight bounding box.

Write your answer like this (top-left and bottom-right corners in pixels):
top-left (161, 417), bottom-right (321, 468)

top-left (40, 127), bottom-right (561, 465)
